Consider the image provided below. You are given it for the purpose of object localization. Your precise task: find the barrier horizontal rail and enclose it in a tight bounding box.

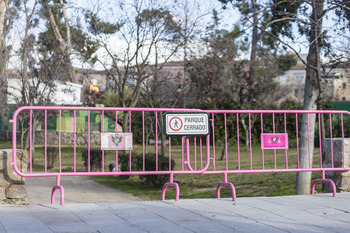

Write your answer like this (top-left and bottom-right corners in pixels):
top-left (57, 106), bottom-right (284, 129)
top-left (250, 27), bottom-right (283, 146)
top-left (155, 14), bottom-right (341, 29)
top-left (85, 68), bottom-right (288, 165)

top-left (9, 106), bottom-right (350, 204)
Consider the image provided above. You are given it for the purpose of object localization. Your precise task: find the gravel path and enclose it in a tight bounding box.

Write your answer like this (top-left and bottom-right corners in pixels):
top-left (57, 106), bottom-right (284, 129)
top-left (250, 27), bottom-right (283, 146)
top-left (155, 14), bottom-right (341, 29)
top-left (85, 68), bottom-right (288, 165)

top-left (25, 176), bottom-right (141, 204)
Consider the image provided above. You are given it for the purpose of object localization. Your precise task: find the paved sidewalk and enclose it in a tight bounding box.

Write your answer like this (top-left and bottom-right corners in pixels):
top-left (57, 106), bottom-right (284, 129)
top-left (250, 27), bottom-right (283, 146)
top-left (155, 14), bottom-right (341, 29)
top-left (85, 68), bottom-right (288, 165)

top-left (1, 193), bottom-right (350, 233)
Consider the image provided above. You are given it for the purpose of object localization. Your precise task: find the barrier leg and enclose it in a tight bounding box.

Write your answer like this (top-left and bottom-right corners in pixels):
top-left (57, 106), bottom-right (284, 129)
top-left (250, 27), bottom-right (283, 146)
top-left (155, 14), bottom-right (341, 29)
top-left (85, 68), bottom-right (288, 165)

top-left (51, 175), bottom-right (65, 205)
top-left (311, 179), bottom-right (336, 197)
top-left (161, 174), bottom-right (179, 201)
top-left (216, 173), bottom-right (236, 201)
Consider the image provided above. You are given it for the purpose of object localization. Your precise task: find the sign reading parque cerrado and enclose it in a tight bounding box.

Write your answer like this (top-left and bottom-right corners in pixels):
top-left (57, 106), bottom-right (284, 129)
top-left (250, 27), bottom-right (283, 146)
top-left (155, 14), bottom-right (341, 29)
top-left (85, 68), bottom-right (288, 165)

top-left (164, 112), bottom-right (210, 136)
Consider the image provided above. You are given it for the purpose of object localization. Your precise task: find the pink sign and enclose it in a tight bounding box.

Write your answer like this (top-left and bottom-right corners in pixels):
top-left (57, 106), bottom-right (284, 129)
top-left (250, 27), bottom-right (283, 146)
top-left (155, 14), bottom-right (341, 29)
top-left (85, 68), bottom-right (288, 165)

top-left (261, 133), bottom-right (288, 150)
top-left (101, 133), bottom-right (133, 150)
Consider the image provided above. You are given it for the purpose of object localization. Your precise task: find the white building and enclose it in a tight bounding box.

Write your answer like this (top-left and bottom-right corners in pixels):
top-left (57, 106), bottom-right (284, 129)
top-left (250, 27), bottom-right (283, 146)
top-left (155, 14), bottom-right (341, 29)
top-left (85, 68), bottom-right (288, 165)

top-left (7, 78), bottom-right (82, 105)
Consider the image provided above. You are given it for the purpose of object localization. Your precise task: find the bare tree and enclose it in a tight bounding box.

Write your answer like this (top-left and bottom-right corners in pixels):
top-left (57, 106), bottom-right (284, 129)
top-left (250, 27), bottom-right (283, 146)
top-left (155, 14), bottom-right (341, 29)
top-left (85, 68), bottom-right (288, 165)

top-left (41, 0), bottom-right (77, 83)
top-left (88, 1), bottom-right (183, 132)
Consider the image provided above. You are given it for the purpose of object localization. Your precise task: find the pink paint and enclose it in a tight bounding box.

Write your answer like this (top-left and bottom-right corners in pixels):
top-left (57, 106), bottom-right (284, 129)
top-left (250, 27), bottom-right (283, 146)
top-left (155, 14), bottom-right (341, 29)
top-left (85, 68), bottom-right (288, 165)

top-left (101, 133), bottom-right (133, 150)
top-left (261, 133), bottom-right (289, 150)
top-left (9, 106), bottom-right (350, 205)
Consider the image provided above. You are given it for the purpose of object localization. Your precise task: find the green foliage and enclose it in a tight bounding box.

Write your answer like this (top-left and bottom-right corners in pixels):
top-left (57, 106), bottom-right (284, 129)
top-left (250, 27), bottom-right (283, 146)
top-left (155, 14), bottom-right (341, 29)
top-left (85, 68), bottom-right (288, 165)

top-left (85, 11), bottom-right (122, 35)
top-left (118, 152), bottom-right (175, 188)
top-left (138, 153), bottom-right (175, 188)
top-left (81, 148), bottom-right (102, 171)
top-left (276, 54), bottom-right (298, 72)
top-left (270, 0), bottom-right (301, 39)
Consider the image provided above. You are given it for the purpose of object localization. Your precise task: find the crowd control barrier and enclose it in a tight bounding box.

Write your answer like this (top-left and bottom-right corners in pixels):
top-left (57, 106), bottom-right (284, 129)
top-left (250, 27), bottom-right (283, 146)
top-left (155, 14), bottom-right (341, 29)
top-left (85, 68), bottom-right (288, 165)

top-left (9, 106), bottom-right (350, 205)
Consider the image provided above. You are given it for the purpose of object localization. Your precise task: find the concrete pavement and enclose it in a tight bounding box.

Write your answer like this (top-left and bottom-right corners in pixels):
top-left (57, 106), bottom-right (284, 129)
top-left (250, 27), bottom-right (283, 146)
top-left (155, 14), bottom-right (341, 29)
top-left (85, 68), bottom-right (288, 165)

top-left (1, 193), bottom-right (350, 233)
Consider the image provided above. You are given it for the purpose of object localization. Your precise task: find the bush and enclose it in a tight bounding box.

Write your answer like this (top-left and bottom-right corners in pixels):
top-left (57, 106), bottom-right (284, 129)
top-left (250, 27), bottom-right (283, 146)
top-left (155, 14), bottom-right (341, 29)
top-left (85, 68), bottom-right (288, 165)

top-left (118, 152), bottom-right (175, 188)
top-left (117, 152), bottom-right (139, 179)
top-left (81, 148), bottom-right (102, 171)
top-left (137, 153), bottom-right (175, 188)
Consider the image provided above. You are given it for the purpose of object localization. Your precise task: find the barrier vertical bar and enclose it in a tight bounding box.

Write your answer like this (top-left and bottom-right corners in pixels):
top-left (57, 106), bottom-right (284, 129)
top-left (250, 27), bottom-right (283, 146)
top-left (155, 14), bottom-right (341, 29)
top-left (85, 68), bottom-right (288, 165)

top-left (273, 113), bottom-right (276, 170)
top-left (181, 136), bottom-right (184, 170)
top-left (296, 113), bottom-right (300, 168)
top-left (142, 111), bottom-right (145, 172)
top-left (169, 136), bottom-right (171, 171)
top-left (307, 113), bottom-right (311, 168)
top-left (101, 110), bottom-right (105, 172)
top-left (59, 110), bottom-right (62, 173)
top-left (194, 136), bottom-right (197, 171)
top-left (185, 136), bottom-right (192, 171)
top-left (249, 113), bottom-right (252, 170)
top-left (200, 136), bottom-right (203, 170)
top-left (88, 110), bottom-right (90, 173)
top-left (129, 111), bottom-right (132, 172)
top-left (155, 111), bottom-right (158, 171)
top-left (261, 113), bottom-right (265, 170)
top-left (29, 109), bottom-right (32, 173)
top-left (237, 113), bottom-right (240, 170)
top-left (45, 109), bottom-right (47, 173)
top-left (330, 113), bottom-right (333, 168)
top-left (224, 113), bottom-right (228, 171)
top-left (115, 110), bottom-right (118, 170)
top-left (341, 114), bottom-right (345, 168)
top-left (318, 113), bottom-right (322, 168)
top-left (284, 113), bottom-right (288, 169)
top-left (74, 110), bottom-right (76, 173)
top-left (212, 113), bottom-right (216, 171)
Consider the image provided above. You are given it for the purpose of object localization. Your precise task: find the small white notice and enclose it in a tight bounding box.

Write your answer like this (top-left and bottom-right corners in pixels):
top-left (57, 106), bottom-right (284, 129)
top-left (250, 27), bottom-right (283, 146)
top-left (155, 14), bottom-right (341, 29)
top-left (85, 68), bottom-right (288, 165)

top-left (164, 112), bottom-right (210, 136)
top-left (101, 133), bottom-right (133, 150)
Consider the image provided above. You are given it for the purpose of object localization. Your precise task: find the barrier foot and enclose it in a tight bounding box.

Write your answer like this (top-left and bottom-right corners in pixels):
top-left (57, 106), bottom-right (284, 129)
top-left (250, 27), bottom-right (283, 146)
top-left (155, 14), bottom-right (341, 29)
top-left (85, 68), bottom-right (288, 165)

top-left (216, 182), bottom-right (236, 202)
top-left (51, 185), bottom-right (65, 205)
top-left (162, 183), bottom-right (180, 201)
top-left (311, 179), bottom-right (336, 197)
top-left (51, 176), bottom-right (65, 205)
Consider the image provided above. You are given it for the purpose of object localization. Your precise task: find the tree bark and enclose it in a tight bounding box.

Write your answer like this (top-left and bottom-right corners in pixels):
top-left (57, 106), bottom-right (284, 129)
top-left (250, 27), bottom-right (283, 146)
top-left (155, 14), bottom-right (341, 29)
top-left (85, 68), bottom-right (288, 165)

top-left (42, 0), bottom-right (77, 83)
top-left (296, 0), bottom-right (324, 195)
top-left (0, 0), bottom-right (9, 51)
top-left (249, 0), bottom-right (258, 78)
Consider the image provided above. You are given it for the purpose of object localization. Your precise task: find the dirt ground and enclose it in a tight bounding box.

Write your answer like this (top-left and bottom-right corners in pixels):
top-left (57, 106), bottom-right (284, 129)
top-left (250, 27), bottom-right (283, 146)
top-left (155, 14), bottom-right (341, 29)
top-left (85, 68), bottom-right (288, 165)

top-left (25, 176), bottom-right (141, 205)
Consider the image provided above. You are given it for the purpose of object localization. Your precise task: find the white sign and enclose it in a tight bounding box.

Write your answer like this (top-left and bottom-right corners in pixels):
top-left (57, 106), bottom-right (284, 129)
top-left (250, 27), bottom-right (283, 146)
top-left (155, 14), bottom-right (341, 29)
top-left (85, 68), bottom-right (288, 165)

top-left (164, 112), bottom-right (210, 136)
top-left (101, 133), bottom-right (133, 150)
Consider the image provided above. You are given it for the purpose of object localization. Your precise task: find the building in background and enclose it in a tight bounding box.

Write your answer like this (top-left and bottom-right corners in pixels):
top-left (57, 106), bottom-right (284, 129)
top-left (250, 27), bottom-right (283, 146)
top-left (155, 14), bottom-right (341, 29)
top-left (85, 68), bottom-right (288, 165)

top-left (275, 55), bottom-right (350, 105)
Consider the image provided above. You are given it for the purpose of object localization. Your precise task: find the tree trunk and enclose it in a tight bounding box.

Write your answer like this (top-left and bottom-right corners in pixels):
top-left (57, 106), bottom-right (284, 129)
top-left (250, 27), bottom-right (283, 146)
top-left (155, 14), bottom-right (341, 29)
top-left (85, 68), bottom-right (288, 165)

top-left (249, 0), bottom-right (258, 78)
top-left (159, 112), bottom-right (166, 157)
top-left (241, 118), bottom-right (249, 151)
top-left (122, 111), bottom-right (129, 133)
top-left (296, 0), bottom-right (324, 195)
top-left (0, 0), bottom-right (9, 50)
top-left (42, 0), bottom-right (76, 83)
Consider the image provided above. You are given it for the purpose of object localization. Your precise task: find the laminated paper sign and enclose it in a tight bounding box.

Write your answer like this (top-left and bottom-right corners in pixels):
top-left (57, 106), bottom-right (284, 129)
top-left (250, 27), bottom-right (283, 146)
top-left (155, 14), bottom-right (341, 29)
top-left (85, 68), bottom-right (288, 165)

top-left (101, 133), bottom-right (133, 150)
top-left (261, 133), bottom-right (288, 150)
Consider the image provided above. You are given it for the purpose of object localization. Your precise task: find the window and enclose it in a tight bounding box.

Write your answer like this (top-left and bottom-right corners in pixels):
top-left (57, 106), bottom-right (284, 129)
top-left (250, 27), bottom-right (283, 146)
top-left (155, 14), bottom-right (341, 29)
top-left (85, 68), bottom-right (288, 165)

top-left (169, 73), bottom-right (173, 79)
top-left (294, 72), bottom-right (304, 81)
top-left (279, 73), bottom-right (289, 81)
top-left (343, 83), bottom-right (346, 89)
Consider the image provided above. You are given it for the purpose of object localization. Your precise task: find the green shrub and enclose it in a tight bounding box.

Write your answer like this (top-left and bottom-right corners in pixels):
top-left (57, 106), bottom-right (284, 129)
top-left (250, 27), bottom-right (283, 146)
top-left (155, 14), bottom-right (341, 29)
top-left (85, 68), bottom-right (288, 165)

top-left (137, 153), bottom-right (175, 188)
top-left (118, 152), bottom-right (175, 188)
top-left (118, 152), bottom-right (138, 179)
top-left (81, 148), bottom-right (102, 171)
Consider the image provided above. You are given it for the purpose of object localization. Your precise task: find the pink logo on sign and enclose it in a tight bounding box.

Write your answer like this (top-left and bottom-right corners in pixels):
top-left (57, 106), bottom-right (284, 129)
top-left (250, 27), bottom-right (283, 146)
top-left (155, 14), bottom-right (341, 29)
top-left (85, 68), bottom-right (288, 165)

top-left (261, 133), bottom-right (288, 150)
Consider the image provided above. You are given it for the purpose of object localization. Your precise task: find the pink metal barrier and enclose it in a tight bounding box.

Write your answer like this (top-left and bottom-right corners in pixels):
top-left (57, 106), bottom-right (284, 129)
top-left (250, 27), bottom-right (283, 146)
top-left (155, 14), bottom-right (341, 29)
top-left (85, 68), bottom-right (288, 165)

top-left (10, 106), bottom-right (350, 204)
